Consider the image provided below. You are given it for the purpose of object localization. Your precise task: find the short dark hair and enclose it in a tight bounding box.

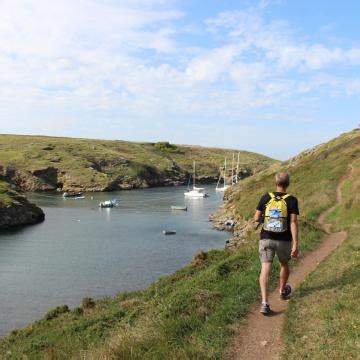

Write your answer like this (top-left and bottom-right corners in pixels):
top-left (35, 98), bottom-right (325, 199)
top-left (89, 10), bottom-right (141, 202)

top-left (275, 172), bottom-right (290, 188)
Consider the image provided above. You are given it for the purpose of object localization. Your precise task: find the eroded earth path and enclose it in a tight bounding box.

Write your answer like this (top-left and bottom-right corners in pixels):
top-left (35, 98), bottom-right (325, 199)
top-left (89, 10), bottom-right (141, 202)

top-left (226, 165), bottom-right (354, 360)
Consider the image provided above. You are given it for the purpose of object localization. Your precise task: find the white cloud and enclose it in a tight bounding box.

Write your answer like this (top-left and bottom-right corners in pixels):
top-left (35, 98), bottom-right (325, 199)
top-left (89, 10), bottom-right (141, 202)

top-left (185, 46), bottom-right (238, 82)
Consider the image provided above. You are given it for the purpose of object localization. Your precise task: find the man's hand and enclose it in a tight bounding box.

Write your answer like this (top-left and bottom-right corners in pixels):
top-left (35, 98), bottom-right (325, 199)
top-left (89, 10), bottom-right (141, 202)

top-left (291, 246), bottom-right (298, 258)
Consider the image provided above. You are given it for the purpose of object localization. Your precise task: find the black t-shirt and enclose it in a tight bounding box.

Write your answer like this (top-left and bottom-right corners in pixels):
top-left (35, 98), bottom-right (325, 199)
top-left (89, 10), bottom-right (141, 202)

top-left (256, 192), bottom-right (299, 241)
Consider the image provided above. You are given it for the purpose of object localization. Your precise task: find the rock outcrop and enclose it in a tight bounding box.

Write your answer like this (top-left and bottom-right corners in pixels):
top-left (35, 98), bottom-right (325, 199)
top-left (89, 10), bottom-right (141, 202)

top-left (209, 204), bottom-right (255, 249)
top-left (0, 193), bottom-right (45, 230)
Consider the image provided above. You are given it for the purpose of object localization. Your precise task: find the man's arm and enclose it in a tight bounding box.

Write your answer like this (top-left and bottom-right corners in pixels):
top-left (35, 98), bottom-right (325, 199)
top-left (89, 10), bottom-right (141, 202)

top-left (254, 210), bottom-right (262, 230)
top-left (290, 213), bottom-right (299, 257)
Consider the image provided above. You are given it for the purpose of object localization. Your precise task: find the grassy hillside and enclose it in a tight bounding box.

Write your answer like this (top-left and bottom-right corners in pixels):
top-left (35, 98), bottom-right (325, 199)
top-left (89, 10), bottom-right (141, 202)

top-left (0, 130), bottom-right (358, 359)
top-left (0, 135), bottom-right (274, 192)
top-left (282, 156), bottom-right (359, 359)
top-left (220, 129), bottom-right (359, 221)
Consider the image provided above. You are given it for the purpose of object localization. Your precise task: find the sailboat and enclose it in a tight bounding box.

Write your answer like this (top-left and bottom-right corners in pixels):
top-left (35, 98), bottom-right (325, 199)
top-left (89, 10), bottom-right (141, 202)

top-left (216, 158), bottom-right (230, 192)
top-left (184, 162), bottom-right (208, 198)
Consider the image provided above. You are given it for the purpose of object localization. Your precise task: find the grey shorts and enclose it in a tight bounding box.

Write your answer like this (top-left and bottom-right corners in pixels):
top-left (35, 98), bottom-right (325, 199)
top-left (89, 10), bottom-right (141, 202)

top-left (259, 239), bottom-right (292, 263)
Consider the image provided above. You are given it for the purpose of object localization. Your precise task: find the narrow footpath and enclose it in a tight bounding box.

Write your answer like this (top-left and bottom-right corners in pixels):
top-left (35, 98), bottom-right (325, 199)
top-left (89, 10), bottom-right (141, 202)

top-left (226, 165), bottom-right (354, 360)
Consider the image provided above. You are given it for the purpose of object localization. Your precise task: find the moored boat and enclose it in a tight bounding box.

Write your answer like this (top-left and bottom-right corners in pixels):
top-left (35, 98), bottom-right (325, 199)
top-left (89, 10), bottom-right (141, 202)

top-left (63, 191), bottom-right (83, 198)
top-left (171, 205), bottom-right (187, 211)
top-left (99, 200), bottom-right (115, 208)
top-left (162, 230), bottom-right (176, 235)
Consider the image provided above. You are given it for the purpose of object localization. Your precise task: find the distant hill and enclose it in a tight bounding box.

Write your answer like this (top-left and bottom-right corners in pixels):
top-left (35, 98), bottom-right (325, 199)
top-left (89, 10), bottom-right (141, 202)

top-left (0, 135), bottom-right (275, 192)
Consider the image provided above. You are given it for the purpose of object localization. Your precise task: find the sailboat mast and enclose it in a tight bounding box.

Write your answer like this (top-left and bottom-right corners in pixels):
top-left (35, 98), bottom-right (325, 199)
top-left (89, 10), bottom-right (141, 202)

top-left (224, 158), bottom-right (227, 187)
top-left (231, 153), bottom-right (235, 185)
top-left (216, 165), bottom-right (221, 189)
top-left (193, 161), bottom-right (196, 189)
top-left (236, 152), bottom-right (240, 183)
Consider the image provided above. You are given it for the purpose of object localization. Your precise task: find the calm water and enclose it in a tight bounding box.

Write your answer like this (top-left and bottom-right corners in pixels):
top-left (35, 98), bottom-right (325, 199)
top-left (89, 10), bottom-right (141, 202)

top-left (0, 185), bottom-right (228, 335)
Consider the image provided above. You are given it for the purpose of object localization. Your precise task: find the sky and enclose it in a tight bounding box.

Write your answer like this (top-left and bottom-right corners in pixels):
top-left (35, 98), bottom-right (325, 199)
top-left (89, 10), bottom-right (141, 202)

top-left (0, 0), bottom-right (359, 160)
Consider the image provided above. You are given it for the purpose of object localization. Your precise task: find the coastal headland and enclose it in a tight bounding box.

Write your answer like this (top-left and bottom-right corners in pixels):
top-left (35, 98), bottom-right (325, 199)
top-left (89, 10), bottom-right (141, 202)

top-left (0, 134), bottom-right (275, 193)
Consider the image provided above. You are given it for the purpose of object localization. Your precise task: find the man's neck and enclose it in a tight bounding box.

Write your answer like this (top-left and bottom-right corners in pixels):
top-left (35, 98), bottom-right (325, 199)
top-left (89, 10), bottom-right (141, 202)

top-left (276, 186), bottom-right (287, 193)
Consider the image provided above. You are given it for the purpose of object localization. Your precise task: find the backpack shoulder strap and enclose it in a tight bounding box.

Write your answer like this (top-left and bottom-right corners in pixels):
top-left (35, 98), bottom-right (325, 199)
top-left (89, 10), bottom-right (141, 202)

top-left (268, 192), bottom-right (275, 199)
top-left (282, 194), bottom-right (291, 200)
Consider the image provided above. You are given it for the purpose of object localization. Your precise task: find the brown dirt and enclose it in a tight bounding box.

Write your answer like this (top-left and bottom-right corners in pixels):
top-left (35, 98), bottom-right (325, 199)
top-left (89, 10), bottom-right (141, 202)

top-left (226, 165), bottom-right (354, 360)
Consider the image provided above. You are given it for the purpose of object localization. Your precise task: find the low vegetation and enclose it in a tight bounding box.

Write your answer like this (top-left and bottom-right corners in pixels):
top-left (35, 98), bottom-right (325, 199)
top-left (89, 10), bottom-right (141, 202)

top-left (0, 130), bottom-right (358, 358)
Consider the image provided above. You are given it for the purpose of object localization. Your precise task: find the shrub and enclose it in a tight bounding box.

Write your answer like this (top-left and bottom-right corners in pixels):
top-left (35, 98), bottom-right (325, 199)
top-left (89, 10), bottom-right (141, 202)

top-left (73, 307), bottom-right (84, 316)
top-left (192, 251), bottom-right (208, 266)
top-left (45, 305), bottom-right (69, 320)
top-left (217, 262), bottom-right (231, 277)
top-left (82, 297), bottom-right (96, 310)
top-left (154, 141), bottom-right (178, 152)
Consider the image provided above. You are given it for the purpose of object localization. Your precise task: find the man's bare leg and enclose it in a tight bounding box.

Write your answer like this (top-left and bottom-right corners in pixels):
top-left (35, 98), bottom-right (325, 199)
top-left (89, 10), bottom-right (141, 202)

top-left (259, 262), bottom-right (272, 303)
top-left (279, 262), bottom-right (290, 293)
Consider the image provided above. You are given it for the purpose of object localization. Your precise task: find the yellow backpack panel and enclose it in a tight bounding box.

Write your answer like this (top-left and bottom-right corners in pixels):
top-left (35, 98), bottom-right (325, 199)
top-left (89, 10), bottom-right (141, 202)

top-left (263, 192), bottom-right (291, 233)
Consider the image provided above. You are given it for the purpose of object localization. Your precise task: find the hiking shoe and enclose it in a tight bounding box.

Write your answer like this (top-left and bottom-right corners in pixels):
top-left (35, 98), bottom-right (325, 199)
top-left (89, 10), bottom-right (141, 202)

top-left (260, 303), bottom-right (271, 315)
top-left (280, 284), bottom-right (292, 300)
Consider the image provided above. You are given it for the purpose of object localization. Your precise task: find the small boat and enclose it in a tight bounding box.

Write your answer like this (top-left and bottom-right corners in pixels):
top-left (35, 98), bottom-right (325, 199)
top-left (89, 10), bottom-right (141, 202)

top-left (63, 191), bottom-right (83, 198)
top-left (171, 205), bottom-right (187, 211)
top-left (99, 200), bottom-right (115, 208)
top-left (162, 230), bottom-right (176, 235)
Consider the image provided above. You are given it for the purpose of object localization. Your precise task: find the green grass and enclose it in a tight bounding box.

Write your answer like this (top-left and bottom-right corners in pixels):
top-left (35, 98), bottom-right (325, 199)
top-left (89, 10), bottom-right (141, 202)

top-left (282, 227), bottom-right (360, 360)
top-left (281, 155), bottom-right (360, 359)
top-left (0, 134), bottom-right (275, 191)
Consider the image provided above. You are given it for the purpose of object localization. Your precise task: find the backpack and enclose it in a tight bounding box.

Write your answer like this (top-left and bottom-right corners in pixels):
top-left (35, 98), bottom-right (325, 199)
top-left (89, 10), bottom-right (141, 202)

top-left (263, 192), bottom-right (291, 233)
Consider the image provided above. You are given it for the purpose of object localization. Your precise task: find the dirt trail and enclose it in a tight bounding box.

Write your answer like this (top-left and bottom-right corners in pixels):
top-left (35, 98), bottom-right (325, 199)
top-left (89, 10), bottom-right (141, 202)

top-left (226, 165), bottom-right (354, 360)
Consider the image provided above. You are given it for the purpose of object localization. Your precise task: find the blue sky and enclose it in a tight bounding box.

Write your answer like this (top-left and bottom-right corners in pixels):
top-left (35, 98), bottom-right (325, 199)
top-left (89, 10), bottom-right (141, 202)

top-left (0, 0), bottom-right (359, 159)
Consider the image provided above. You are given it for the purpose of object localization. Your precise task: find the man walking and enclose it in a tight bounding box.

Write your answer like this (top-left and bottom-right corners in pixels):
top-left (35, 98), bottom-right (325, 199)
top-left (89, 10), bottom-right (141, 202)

top-left (254, 172), bottom-right (299, 314)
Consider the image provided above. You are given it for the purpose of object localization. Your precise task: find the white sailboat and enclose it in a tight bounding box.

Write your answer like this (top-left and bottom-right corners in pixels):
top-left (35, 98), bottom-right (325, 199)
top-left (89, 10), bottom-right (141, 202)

top-left (216, 158), bottom-right (230, 192)
top-left (184, 162), bottom-right (208, 198)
